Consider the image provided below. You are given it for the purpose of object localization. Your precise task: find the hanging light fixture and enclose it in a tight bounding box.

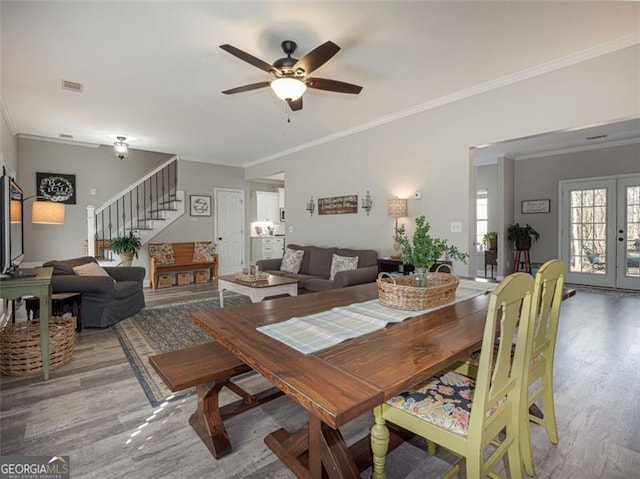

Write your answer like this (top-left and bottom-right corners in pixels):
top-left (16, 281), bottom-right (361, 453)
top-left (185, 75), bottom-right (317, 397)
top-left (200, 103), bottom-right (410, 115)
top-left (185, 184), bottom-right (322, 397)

top-left (113, 136), bottom-right (129, 160)
top-left (270, 78), bottom-right (307, 101)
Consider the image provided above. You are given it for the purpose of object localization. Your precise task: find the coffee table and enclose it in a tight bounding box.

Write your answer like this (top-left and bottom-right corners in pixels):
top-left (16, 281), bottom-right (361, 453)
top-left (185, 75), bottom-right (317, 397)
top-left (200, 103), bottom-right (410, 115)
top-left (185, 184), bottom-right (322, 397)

top-left (217, 274), bottom-right (298, 307)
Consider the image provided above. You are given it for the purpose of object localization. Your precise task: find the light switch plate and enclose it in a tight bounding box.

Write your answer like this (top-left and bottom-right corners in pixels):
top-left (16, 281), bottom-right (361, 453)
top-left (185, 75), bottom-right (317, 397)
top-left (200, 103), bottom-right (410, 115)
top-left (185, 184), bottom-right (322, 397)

top-left (450, 221), bottom-right (463, 233)
top-left (288, 226), bottom-right (294, 233)
top-left (413, 191), bottom-right (423, 199)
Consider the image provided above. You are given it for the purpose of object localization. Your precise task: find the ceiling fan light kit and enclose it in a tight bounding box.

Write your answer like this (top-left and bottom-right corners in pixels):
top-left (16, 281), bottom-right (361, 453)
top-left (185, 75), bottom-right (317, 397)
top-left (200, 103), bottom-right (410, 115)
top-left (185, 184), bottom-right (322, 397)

top-left (220, 39), bottom-right (362, 112)
top-left (270, 77), bottom-right (307, 101)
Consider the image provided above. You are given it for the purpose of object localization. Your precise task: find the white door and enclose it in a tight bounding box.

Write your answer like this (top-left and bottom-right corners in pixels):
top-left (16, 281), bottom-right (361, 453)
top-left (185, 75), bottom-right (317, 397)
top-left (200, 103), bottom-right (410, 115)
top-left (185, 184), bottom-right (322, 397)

top-left (214, 188), bottom-right (245, 275)
top-left (561, 175), bottom-right (640, 290)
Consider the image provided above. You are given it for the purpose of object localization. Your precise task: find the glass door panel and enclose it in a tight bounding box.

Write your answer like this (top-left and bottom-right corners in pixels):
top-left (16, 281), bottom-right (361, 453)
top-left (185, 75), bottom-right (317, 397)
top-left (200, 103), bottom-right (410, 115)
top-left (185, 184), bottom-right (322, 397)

top-left (617, 177), bottom-right (640, 290)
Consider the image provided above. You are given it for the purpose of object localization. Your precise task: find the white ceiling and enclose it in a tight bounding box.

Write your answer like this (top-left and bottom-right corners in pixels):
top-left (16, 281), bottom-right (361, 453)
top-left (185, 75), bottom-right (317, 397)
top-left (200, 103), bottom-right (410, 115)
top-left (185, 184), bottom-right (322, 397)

top-left (2, 1), bottom-right (638, 168)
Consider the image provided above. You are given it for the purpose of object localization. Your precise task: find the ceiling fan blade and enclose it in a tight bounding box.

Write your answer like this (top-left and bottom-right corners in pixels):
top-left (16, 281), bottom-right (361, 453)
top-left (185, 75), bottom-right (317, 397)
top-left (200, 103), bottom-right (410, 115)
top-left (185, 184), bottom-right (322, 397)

top-left (306, 78), bottom-right (363, 94)
top-left (293, 41), bottom-right (340, 75)
top-left (287, 97), bottom-right (303, 111)
top-left (222, 82), bottom-right (271, 95)
top-left (220, 44), bottom-right (277, 74)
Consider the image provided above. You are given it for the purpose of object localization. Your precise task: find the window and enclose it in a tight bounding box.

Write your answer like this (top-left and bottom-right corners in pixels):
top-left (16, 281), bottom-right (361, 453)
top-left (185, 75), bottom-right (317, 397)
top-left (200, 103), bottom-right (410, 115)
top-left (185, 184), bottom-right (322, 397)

top-left (476, 190), bottom-right (488, 251)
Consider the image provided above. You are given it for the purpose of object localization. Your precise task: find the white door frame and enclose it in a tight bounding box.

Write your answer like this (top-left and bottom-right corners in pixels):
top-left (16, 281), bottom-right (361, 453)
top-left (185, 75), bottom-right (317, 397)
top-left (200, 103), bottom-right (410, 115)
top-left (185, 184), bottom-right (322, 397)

top-left (214, 187), bottom-right (246, 276)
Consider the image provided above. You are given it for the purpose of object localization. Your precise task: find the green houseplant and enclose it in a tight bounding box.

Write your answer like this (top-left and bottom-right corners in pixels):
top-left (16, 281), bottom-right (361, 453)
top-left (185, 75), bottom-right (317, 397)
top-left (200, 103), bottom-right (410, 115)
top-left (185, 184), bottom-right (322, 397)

top-left (482, 231), bottom-right (498, 251)
top-left (507, 223), bottom-right (539, 251)
top-left (110, 231), bottom-right (142, 266)
top-left (396, 216), bottom-right (468, 285)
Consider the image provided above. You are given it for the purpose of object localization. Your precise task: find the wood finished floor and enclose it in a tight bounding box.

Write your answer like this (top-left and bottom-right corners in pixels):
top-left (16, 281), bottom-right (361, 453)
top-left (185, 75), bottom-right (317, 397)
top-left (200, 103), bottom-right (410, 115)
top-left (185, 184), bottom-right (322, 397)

top-left (1, 284), bottom-right (639, 478)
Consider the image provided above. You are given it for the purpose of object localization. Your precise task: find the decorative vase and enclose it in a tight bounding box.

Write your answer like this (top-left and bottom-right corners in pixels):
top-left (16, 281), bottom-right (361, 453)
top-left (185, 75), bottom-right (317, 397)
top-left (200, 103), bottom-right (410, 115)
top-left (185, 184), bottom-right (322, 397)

top-left (119, 252), bottom-right (134, 267)
top-left (413, 267), bottom-right (428, 287)
top-left (391, 242), bottom-right (402, 260)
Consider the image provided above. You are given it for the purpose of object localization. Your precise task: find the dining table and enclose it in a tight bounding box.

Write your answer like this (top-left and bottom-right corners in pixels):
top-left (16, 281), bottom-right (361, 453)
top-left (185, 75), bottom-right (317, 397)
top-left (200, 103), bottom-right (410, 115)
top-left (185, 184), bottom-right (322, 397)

top-left (191, 279), bottom-right (516, 478)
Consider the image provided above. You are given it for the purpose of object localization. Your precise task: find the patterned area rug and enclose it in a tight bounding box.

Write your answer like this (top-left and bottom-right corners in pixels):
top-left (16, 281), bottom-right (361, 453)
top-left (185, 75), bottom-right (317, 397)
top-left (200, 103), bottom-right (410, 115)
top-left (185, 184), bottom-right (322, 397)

top-left (113, 293), bottom-right (251, 406)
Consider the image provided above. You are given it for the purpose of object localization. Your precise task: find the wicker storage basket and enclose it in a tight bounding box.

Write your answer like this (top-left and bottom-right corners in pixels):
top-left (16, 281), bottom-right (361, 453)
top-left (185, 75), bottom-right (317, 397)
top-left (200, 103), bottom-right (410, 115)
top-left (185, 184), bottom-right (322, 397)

top-left (377, 272), bottom-right (459, 310)
top-left (234, 271), bottom-right (269, 284)
top-left (177, 273), bottom-right (191, 286)
top-left (195, 271), bottom-right (209, 283)
top-left (0, 317), bottom-right (76, 376)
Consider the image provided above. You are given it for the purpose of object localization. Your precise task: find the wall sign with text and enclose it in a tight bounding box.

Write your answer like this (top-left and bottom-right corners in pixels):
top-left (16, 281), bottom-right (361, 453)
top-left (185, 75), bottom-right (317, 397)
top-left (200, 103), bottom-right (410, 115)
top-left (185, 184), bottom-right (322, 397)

top-left (521, 199), bottom-right (550, 214)
top-left (318, 195), bottom-right (358, 215)
top-left (36, 172), bottom-right (76, 204)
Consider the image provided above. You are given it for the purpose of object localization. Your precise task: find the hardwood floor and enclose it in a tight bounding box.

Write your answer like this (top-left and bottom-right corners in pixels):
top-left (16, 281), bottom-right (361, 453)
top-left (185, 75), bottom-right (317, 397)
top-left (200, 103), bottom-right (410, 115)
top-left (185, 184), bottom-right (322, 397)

top-left (1, 284), bottom-right (639, 478)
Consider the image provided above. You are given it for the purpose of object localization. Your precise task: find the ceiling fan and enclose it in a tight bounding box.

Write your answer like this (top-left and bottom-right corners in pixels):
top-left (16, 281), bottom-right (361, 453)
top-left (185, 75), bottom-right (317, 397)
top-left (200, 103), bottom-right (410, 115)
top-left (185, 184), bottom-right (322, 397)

top-left (220, 40), bottom-right (362, 111)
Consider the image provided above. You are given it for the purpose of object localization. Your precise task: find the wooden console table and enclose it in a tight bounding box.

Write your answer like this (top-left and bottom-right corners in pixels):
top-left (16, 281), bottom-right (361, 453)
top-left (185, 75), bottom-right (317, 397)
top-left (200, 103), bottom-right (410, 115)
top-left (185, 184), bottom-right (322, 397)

top-left (0, 267), bottom-right (53, 380)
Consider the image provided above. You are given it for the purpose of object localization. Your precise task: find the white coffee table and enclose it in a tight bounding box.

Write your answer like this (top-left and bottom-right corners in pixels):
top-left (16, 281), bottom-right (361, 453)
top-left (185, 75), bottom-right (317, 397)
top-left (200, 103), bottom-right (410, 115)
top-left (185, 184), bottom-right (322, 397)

top-left (218, 274), bottom-right (298, 307)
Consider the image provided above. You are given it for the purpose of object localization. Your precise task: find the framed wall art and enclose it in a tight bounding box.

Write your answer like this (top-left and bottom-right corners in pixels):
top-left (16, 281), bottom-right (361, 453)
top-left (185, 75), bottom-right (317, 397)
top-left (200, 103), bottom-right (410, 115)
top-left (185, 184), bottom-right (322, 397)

top-left (521, 199), bottom-right (550, 214)
top-left (36, 172), bottom-right (76, 204)
top-left (318, 195), bottom-right (358, 215)
top-left (190, 195), bottom-right (211, 216)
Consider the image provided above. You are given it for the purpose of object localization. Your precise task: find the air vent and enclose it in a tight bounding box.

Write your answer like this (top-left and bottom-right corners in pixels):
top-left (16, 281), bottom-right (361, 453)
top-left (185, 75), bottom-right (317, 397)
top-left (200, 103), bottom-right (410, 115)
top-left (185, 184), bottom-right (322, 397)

top-left (61, 80), bottom-right (83, 92)
top-left (586, 134), bottom-right (608, 141)
top-left (59, 133), bottom-right (74, 139)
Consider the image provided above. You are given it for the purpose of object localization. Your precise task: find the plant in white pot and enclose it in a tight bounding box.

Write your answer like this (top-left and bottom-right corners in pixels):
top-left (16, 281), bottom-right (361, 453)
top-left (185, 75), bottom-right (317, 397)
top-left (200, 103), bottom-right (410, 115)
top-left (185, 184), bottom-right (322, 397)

top-left (396, 216), bottom-right (468, 286)
top-left (110, 232), bottom-right (142, 267)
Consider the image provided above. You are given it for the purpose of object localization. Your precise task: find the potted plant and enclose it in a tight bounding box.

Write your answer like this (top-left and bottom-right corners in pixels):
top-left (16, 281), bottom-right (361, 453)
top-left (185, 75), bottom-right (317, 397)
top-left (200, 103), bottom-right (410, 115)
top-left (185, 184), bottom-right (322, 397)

top-left (507, 223), bottom-right (539, 251)
top-left (110, 231), bottom-right (142, 267)
top-left (396, 216), bottom-right (468, 286)
top-left (482, 231), bottom-right (498, 251)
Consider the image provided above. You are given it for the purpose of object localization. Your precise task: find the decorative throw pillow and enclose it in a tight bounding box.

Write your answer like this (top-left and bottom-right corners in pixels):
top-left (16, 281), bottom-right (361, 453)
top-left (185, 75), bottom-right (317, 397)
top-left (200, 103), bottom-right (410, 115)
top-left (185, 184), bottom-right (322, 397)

top-left (329, 254), bottom-right (359, 280)
top-left (193, 241), bottom-right (217, 263)
top-left (72, 262), bottom-right (111, 277)
top-left (280, 248), bottom-right (305, 274)
top-left (149, 243), bottom-right (175, 265)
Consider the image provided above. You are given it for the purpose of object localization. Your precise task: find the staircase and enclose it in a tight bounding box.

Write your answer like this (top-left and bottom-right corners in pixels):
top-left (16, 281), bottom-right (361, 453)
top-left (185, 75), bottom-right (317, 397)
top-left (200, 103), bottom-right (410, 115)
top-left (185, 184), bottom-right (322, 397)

top-left (86, 157), bottom-right (184, 262)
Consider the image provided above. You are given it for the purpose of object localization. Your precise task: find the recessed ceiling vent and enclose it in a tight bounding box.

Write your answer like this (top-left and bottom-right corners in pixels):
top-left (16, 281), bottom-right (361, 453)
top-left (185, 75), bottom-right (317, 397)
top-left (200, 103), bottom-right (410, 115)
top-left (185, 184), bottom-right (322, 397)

top-left (59, 133), bottom-right (74, 139)
top-left (61, 80), bottom-right (83, 92)
top-left (586, 134), bottom-right (608, 141)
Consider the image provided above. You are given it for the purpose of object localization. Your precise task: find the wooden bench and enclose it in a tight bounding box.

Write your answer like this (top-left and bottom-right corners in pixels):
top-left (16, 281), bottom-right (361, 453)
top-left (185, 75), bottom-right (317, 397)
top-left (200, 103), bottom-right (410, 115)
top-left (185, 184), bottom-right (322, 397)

top-left (149, 342), bottom-right (283, 459)
top-left (149, 242), bottom-right (219, 289)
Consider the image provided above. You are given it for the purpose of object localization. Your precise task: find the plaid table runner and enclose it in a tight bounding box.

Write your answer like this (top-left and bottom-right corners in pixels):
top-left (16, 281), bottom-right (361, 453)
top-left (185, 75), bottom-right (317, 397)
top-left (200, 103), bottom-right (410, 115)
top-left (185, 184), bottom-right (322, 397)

top-left (257, 279), bottom-right (497, 354)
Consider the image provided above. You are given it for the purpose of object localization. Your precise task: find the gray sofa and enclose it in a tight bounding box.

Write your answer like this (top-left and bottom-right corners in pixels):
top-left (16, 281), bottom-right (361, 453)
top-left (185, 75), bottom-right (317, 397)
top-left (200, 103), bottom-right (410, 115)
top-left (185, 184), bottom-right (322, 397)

top-left (256, 244), bottom-right (378, 292)
top-left (42, 256), bottom-right (145, 328)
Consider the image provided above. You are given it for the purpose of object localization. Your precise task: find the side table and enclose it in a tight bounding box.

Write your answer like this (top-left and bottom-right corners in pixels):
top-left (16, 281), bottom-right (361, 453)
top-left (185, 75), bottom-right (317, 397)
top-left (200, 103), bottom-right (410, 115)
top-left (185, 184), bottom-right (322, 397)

top-left (25, 292), bottom-right (83, 332)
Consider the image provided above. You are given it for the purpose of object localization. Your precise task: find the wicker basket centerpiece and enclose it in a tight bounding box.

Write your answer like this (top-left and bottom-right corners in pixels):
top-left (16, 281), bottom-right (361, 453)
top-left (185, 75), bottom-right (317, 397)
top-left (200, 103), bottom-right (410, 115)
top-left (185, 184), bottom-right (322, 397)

top-left (0, 317), bottom-right (76, 376)
top-left (234, 271), bottom-right (269, 284)
top-left (377, 272), bottom-right (460, 310)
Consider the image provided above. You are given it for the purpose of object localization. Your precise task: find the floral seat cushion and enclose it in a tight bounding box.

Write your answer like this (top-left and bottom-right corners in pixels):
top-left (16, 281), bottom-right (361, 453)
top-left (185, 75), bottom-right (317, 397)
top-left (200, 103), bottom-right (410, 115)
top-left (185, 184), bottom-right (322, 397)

top-left (387, 371), bottom-right (475, 437)
top-left (193, 241), bottom-right (216, 263)
top-left (149, 243), bottom-right (175, 265)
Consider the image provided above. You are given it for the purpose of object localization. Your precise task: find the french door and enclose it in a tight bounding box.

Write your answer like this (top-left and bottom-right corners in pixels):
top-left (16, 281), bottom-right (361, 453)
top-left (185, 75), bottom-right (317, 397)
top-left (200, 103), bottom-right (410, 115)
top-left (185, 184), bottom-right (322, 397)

top-left (560, 175), bottom-right (640, 290)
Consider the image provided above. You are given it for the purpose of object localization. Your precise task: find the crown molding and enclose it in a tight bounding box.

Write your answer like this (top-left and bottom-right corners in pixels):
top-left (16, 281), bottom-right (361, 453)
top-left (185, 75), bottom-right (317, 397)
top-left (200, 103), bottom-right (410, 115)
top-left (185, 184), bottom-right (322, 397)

top-left (245, 32), bottom-right (640, 168)
top-left (516, 137), bottom-right (640, 161)
top-left (18, 134), bottom-right (100, 148)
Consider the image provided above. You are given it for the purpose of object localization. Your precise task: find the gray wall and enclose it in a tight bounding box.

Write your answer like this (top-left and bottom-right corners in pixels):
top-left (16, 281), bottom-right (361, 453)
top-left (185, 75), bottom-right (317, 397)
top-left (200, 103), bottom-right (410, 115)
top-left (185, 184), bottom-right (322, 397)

top-left (18, 137), bottom-right (173, 263)
top-left (245, 46), bottom-right (639, 276)
top-left (514, 142), bottom-right (640, 263)
top-left (1, 111), bottom-right (18, 175)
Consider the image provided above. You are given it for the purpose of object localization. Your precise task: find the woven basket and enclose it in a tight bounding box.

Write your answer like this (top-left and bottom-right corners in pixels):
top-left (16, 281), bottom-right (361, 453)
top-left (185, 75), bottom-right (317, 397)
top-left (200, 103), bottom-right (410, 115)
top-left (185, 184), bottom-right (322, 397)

top-left (234, 271), bottom-right (269, 284)
top-left (0, 317), bottom-right (76, 376)
top-left (377, 272), bottom-right (459, 310)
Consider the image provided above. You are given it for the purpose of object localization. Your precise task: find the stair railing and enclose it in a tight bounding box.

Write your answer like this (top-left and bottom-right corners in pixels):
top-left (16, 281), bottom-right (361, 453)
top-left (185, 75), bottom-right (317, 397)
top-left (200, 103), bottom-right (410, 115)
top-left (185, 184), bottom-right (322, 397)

top-left (87, 156), bottom-right (179, 260)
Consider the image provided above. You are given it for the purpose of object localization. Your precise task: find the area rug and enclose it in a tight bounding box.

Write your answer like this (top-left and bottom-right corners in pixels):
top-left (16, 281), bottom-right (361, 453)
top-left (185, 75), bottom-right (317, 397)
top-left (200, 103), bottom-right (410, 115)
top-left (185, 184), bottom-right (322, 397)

top-left (113, 293), bottom-right (251, 407)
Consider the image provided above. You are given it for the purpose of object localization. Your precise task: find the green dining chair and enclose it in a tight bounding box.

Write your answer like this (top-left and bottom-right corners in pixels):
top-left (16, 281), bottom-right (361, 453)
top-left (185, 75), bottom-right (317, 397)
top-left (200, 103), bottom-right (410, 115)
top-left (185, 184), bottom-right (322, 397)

top-left (450, 259), bottom-right (566, 476)
top-left (370, 272), bottom-right (536, 479)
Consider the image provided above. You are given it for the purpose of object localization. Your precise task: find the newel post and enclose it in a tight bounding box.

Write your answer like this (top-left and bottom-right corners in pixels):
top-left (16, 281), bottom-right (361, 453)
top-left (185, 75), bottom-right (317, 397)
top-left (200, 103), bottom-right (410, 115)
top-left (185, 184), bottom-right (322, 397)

top-left (87, 205), bottom-right (95, 258)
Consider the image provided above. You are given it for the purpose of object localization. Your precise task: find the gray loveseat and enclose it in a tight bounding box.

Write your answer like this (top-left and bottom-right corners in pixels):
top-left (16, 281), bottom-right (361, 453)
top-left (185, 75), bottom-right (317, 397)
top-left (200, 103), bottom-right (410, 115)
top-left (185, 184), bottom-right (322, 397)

top-left (256, 244), bottom-right (378, 293)
top-left (42, 256), bottom-right (145, 328)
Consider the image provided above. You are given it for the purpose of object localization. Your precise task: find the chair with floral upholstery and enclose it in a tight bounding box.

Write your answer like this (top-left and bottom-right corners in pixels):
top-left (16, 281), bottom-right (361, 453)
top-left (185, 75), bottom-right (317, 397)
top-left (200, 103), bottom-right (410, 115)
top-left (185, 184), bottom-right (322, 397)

top-left (370, 273), bottom-right (536, 479)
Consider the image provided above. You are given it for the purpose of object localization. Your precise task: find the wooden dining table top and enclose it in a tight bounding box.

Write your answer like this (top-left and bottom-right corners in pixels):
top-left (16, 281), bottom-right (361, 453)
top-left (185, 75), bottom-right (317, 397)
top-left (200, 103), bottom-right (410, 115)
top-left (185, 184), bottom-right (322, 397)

top-left (191, 282), bottom-right (494, 430)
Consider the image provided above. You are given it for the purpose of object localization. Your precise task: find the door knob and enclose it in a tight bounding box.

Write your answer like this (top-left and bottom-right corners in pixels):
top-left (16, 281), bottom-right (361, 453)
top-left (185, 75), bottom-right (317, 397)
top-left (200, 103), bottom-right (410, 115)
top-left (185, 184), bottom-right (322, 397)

top-left (218, 237), bottom-right (222, 241)
top-left (618, 237), bottom-right (624, 242)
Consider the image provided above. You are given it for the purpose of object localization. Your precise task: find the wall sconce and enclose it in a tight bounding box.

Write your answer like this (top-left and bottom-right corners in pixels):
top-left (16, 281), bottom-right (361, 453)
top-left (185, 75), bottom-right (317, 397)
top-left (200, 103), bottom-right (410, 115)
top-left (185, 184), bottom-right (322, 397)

top-left (361, 190), bottom-right (372, 215)
top-left (306, 196), bottom-right (315, 216)
top-left (113, 136), bottom-right (129, 160)
top-left (388, 197), bottom-right (407, 259)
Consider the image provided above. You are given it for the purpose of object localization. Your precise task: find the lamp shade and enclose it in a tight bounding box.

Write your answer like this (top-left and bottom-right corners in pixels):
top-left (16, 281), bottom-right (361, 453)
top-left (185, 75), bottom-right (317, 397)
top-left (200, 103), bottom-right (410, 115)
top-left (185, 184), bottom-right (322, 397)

top-left (387, 198), bottom-right (407, 217)
top-left (270, 78), bottom-right (307, 101)
top-left (32, 201), bottom-right (65, 224)
top-left (10, 199), bottom-right (22, 223)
